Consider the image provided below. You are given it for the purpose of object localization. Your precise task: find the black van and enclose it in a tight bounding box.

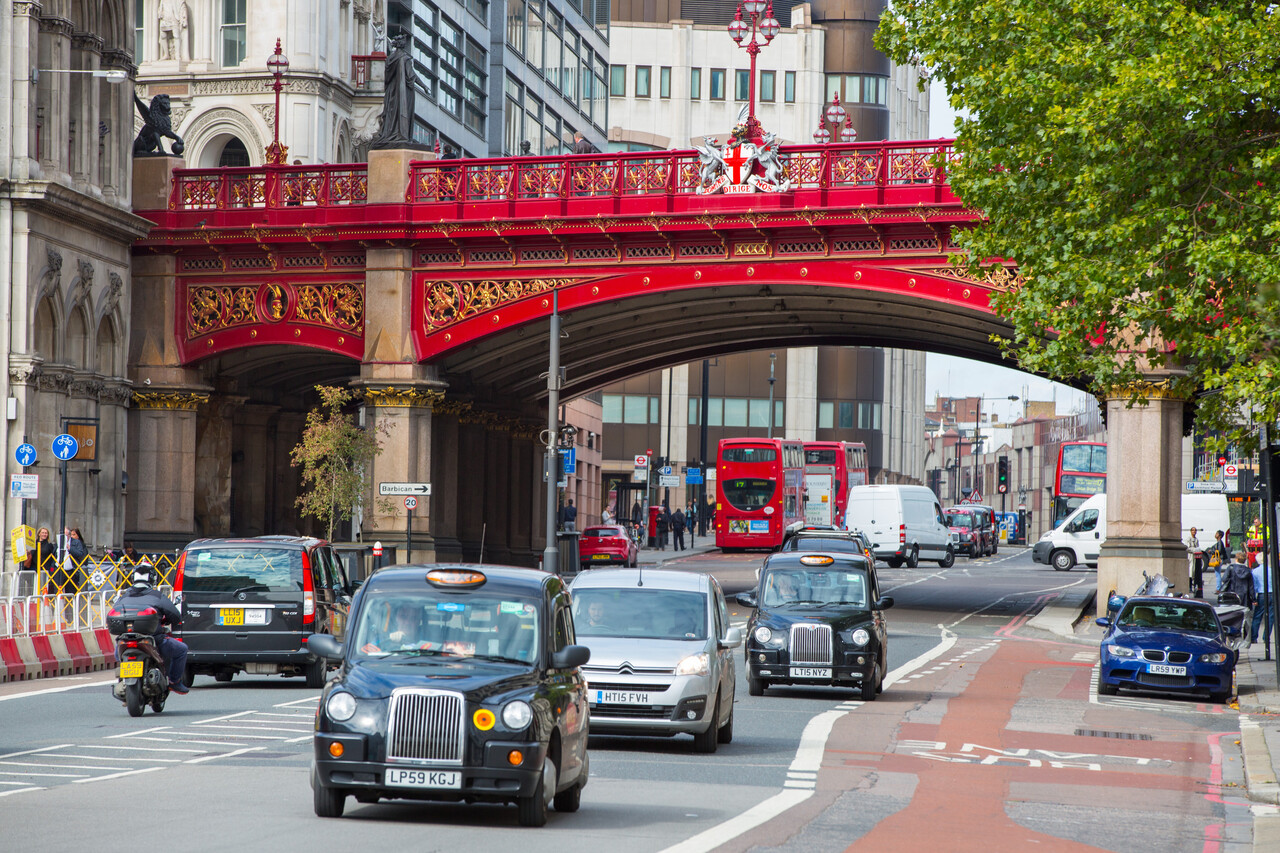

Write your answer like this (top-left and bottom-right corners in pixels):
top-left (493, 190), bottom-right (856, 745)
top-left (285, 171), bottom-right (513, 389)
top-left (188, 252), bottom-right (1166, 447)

top-left (175, 536), bottom-right (353, 687)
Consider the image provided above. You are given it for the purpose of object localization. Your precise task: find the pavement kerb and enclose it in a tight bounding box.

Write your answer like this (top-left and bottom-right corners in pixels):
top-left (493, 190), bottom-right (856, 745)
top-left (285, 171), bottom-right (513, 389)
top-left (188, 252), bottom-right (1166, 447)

top-left (1025, 587), bottom-right (1096, 638)
top-left (1240, 715), bottom-right (1280, 806)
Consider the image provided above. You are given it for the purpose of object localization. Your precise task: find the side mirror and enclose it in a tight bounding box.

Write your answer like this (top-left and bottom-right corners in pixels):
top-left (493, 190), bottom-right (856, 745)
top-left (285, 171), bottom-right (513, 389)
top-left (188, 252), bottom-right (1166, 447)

top-left (1095, 617), bottom-right (1111, 628)
top-left (735, 591), bottom-right (757, 608)
top-left (721, 626), bottom-right (744, 649)
top-left (307, 633), bottom-right (344, 660)
top-left (876, 595), bottom-right (894, 610)
top-left (1224, 625), bottom-right (1241, 637)
top-left (550, 644), bottom-right (590, 670)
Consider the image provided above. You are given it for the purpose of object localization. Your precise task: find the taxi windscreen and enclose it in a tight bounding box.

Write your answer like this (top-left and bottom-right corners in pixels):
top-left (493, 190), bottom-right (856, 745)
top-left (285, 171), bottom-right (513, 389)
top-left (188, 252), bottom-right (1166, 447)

top-left (182, 548), bottom-right (303, 592)
top-left (572, 589), bottom-right (707, 641)
top-left (782, 537), bottom-right (863, 553)
top-left (353, 592), bottom-right (540, 663)
top-left (761, 568), bottom-right (868, 608)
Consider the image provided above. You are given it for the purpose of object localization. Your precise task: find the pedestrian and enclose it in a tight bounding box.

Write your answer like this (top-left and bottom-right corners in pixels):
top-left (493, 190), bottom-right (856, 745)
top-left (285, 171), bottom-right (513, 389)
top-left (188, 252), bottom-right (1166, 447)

top-left (572, 131), bottom-right (597, 155)
top-left (24, 526), bottom-right (57, 593)
top-left (601, 505), bottom-right (613, 525)
top-left (65, 527), bottom-right (89, 592)
top-left (656, 505), bottom-right (669, 551)
top-left (1186, 526), bottom-right (1202, 597)
top-left (1222, 551), bottom-right (1255, 611)
top-left (559, 498), bottom-right (578, 532)
top-left (1205, 530), bottom-right (1230, 593)
top-left (672, 507), bottom-right (686, 551)
top-left (438, 144), bottom-right (459, 201)
top-left (1252, 554), bottom-right (1273, 651)
top-left (122, 541), bottom-right (141, 565)
top-left (686, 501), bottom-right (697, 545)
top-left (631, 500), bottom-right (644, 542)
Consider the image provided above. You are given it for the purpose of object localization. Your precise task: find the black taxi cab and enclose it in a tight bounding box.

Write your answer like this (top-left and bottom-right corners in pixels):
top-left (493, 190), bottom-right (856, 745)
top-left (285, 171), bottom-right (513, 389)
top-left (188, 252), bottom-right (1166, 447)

top-left (307, 565), bottom-right (591, 826)
top-left (735, 552), bottom-right (892, 700)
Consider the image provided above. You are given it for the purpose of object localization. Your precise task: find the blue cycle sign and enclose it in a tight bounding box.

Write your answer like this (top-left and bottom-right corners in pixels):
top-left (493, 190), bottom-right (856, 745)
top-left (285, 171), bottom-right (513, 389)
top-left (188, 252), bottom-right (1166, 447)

top-left (15, 443), bottom-right (36, 466)
top-left (52, 434), bottom-right (79, 461)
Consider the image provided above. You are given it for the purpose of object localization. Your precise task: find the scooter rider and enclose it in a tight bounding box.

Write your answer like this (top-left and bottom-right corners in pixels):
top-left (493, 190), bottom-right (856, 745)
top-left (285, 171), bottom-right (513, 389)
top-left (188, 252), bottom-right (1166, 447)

top-left (116, 562), bottom-right (189, 695)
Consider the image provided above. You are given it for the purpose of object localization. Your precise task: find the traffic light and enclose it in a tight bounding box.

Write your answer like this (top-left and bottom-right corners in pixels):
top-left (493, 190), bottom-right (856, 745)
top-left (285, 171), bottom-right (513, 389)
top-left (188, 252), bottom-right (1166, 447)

top-left (997, 456), bottom-right (1009, 494)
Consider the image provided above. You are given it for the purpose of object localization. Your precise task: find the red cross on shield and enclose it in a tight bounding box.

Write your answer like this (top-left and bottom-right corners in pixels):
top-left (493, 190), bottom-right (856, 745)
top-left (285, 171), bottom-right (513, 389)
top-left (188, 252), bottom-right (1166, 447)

top-left (723, 145), bottom-right (750, 184)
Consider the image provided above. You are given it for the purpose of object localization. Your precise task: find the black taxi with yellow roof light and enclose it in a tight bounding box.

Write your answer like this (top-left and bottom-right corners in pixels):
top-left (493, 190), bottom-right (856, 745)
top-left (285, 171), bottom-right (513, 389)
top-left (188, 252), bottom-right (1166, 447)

top-left (736, 551), bottom-right (892, 700)
top-left (307, 564), bottom-right (591, 826)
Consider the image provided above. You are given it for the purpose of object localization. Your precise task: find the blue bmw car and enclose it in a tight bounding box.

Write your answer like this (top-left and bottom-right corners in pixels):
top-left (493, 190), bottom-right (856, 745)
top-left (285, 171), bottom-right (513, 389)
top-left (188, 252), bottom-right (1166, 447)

top-left (1096, 596), bottom-right (1238, 703)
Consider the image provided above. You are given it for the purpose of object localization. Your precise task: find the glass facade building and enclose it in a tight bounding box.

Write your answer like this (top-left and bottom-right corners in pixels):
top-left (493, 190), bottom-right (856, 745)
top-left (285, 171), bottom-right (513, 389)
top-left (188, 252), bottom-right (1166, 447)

top-left (389, 0), bottom-right (609, 157)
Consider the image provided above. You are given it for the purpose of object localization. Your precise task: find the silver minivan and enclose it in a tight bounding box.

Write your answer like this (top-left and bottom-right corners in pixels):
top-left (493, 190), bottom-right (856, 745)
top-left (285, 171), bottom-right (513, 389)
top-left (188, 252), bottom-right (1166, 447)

top-left (569, 569), bottom-right (742, 752)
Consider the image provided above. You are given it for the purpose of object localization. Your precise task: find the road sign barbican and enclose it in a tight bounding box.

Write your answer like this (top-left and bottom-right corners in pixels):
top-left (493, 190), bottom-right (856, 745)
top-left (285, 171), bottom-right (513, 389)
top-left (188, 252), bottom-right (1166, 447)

top-left (379, 482), bottom-right (432, 496)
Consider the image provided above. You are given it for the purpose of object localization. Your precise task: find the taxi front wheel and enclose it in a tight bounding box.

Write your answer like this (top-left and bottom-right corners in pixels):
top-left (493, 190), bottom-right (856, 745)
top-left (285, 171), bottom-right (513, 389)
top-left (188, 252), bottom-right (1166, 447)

top-left (312, 767), bottom-right (346, 818)
top-left (518, 756), bottom-right (556, 826)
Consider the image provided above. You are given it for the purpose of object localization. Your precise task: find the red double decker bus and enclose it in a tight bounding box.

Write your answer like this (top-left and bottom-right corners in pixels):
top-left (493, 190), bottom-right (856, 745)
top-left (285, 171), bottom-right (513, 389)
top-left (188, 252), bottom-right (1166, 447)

top-left (715, 438), bottom-right (806, 550)
top-left (1052, 441), bottom-right (1107, 525)
top-left (802, 441), bottom-right (870, 527)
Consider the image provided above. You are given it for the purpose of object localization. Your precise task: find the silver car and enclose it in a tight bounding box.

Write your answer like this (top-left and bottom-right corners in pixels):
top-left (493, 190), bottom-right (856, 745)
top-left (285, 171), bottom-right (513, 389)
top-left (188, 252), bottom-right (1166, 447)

top-left (569, 569), bottom-right (742, 753)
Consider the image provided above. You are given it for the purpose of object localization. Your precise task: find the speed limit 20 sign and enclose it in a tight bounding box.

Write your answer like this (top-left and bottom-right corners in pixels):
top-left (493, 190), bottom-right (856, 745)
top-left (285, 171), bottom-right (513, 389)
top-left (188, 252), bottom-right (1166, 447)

top-left (404, 496), bottom-right (419, 511)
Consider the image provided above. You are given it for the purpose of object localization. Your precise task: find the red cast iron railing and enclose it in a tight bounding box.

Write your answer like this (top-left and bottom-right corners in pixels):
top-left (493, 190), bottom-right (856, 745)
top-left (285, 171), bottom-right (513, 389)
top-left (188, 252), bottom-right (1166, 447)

top-left (170, 163), bottom-right (369, 210)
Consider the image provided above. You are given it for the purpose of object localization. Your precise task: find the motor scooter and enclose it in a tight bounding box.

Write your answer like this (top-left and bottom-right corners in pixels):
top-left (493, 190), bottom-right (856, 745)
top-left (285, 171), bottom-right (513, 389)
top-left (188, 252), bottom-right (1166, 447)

top-left (107, 604), bottom-right (171, 717)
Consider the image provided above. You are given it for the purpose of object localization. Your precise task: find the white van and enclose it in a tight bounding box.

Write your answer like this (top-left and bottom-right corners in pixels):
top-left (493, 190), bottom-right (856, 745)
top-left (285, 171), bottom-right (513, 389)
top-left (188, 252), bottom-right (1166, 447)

top-left (1032, 493), bottom-right (1230, 572)
top-left (845, 485), bottom-right (956, 568)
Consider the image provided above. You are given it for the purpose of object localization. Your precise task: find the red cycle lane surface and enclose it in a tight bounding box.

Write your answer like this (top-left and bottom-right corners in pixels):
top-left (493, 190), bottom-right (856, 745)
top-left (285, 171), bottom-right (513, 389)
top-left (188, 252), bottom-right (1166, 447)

top-left (796, 637), bottom-right (1231, 853)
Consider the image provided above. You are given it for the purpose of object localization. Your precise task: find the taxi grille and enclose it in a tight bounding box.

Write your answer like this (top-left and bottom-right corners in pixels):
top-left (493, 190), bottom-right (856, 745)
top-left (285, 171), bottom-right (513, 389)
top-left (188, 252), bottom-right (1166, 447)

top-left (386, 688), bottom-right (464, 764)
top-left (790, 624), bottom-right (833, 665)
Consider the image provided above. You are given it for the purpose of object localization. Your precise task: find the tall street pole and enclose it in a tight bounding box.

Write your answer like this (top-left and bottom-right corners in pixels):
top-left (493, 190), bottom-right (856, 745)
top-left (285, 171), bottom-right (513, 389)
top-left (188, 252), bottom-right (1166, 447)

top-left (767, 352), bottom-right (776, 439)
top-left (699, 359), bottom-right (710, 537)
top-left (542, 291), bottom-right (561, 573)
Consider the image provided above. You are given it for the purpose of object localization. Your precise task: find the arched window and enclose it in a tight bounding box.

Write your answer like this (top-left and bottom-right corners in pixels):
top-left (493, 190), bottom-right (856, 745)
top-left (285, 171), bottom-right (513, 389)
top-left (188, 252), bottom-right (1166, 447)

top-left (67, 308), bottom-right (90, 368)
top-left (96, 317), bottom-right (118, 376)
top-left (34, 298), bottom-right (58, 362)
top-left (219, 138), bottom-right (251, 167)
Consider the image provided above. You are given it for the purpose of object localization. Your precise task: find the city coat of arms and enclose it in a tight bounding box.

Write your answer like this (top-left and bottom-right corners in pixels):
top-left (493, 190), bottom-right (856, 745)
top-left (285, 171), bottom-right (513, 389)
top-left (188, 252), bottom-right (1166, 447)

top-left (695, 127), bottom-right (792, 195)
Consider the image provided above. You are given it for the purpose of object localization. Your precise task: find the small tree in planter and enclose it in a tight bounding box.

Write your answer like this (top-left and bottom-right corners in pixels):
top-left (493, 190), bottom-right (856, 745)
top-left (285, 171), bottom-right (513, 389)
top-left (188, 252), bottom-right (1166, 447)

top-left (291, 385), bottom-right (392, 541)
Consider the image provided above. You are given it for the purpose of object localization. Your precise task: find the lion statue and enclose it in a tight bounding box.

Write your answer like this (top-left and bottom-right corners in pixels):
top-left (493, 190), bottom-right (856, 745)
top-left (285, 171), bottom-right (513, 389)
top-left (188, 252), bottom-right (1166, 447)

top-left (132, 93), bottom-right (185, 157)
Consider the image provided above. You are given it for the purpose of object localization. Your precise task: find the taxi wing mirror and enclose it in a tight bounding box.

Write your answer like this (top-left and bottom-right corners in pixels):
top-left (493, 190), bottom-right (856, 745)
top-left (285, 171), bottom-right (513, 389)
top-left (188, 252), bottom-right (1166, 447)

top-left (720, 626), bottom-right (744, 649)
top-left (876, 595), bottom-right (894, 610)
top-left (735, 591), bottom-right (757, 608)
top-left (551, 644), bottom-right (590, 670)
top-left (307, 633), bottom-right (344, 660)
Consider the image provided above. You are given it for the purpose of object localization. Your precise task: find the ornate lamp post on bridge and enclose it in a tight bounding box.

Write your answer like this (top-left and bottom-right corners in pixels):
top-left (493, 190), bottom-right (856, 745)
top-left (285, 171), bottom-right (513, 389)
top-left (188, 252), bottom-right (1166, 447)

top-left (265, 39), bottom-right (291, 164)
top-left (813, 93), bottom-right (857, 144)
top-left (728, 0), bottom-right (780, 143)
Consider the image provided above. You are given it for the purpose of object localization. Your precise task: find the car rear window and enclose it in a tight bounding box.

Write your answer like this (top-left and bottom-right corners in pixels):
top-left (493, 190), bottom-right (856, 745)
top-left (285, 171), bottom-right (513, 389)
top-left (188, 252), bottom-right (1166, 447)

top-left (572, 589), bottom-right (707, 640)
top-left (783, 537), bottom-right (861, 552)
top-left (583, 527), bottom-right (625, 538)
top-left (182, 547), bottom-right (303, 593)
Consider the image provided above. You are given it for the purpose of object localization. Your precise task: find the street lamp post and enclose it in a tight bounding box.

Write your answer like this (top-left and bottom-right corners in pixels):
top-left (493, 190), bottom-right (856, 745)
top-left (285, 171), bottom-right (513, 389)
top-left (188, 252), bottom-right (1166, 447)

top-left (813, 93), bottom-right (857, 144)
top-left (265, 39), bottom-right (290, 164)
top-left (728, 0), bottom-right (780, 143)
top-left (767, 352), bottom-right (777, 438)
top-left (971, 395), bottom-right (1020, 501)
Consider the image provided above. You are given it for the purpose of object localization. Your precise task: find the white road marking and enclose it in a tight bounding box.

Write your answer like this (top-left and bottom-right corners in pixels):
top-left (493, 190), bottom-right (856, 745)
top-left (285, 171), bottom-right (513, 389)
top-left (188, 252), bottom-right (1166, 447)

top-left (191, 724), bottom-right (309, 734)
top-left (0, 761), bottom-right (136, 771)
top-left (54, 753), bottom-right (183, 763)
top-left (72, 767), bottom-right (165, 784)
top-left (106, 726), bottom-right (170, 738)
top-left (0, 787), bottom-right (45, 796)
top-left (77, 744), bottom-right (205, 753)
top-left (661, 626), bottom-right (958, 853)
top-left (0, 745), bottom-right (72, 760)
top-left (0, 770), bottom-right (90, 778)
top-left (185, 747), bottom-right (266, 764)
top-left (0, 678), bottom-right (116, 701)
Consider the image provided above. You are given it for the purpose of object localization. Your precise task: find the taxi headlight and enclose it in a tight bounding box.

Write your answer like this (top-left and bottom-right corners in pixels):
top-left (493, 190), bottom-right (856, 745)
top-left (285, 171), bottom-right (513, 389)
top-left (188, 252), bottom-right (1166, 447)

top-left (675, 652), bottom-right (709, 677)
top-left (1200, 653), bottom-right (1228, 663)
top-left (502, 700), bottom-right (534, 730)
top-left (753, 626), bottom-right (773, 644)
top-left (850, 628), bottom-right (870, 646)
top-left (326, 691), bottom-right (357, 722)
top-left (1106, 645), bottom-right (1135, 658)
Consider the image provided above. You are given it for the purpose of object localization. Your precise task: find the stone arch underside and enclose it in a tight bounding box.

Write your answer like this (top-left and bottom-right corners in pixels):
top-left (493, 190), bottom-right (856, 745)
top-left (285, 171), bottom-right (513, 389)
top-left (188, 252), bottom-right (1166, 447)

top-left (429, 264), bottom-right (1030, 412)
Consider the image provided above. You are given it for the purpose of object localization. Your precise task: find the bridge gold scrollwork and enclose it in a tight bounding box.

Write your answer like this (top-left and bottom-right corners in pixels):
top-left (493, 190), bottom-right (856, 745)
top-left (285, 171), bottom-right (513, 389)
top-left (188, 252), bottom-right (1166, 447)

top-left (187, 281), bottom-right (364, 339)
top-left (423, 278), bottom-right (583, 331)
top-left (898, 263), bottom-right (1023, 293)
top-left (132, 391), bottom-right (210, 410)
top-left (362, 387), bottom-right (445, 408)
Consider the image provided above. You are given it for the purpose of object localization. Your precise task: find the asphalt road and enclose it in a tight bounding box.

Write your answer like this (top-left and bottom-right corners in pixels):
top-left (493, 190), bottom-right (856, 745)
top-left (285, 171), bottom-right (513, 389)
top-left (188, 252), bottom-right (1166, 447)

top-left (0, 547), bottom-right (1258, 852)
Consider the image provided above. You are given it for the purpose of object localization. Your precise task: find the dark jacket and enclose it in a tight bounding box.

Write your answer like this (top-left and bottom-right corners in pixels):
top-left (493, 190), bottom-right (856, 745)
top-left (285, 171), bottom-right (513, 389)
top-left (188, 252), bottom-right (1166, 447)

top-left (117, 585), bottom-right (182, 632)
top-left (631, 502), bottom-right (644, 526)
top-left (672, 509), bottom-right (686, 532)
top-left (1205, 539), bottom-right (1229, 569)
top-left (24, 540), bottom-right (56, 573)
top-left (573, 137), bottom-right (597, 154)
top-left (68, 535), bottom-right (89, 565)
top-left (1222, 562), bottom-right (1255, 606)
top-left (656, 511), bottom-right (669, 534)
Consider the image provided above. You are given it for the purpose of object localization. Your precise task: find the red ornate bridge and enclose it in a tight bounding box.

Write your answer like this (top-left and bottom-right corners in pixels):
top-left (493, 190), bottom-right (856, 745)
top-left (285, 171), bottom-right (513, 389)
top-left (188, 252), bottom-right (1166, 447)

top-left (135, 140), bottom-right (1012, 401)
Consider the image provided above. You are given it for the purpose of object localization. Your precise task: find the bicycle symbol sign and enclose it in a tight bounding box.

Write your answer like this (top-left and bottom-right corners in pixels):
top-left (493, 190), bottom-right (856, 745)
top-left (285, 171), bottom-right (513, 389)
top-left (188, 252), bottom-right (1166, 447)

top-left (52, 434), bottom-right (79, 461)
top-left (15, 443), bottom-right (36, 466)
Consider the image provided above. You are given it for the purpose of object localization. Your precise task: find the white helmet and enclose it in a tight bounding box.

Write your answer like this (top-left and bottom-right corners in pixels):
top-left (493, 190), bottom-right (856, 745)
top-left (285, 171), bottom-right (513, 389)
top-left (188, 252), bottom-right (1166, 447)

top-left (131, 560), bottom-right (154, 587)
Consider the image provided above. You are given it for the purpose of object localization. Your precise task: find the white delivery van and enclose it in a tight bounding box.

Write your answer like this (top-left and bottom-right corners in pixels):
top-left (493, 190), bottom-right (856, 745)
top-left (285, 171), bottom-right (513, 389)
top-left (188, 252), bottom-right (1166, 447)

top-left (1031, 493), bottom-right (1230, 572)
top-left (845, 484), bottom-right (956, 568)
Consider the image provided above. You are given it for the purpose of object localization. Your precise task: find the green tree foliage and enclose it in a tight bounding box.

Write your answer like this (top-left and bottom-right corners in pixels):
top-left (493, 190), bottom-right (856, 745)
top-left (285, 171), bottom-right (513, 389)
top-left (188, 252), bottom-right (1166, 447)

top-left (291, 386), bottom-right (390, 540)
top-left (878, 0), bottom-right (1280, 449)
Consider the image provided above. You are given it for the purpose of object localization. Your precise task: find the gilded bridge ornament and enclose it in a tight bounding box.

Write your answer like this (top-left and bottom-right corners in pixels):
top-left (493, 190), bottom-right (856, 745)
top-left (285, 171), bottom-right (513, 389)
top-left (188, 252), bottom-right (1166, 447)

top-left (363, 387), bottom-right (444, 408)
top-left (132, 391), bottom-right (210, 410)
top-left (423, 278), bottom-right (582, 331)
top-left (187, 281), bottom-right (364, 339)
